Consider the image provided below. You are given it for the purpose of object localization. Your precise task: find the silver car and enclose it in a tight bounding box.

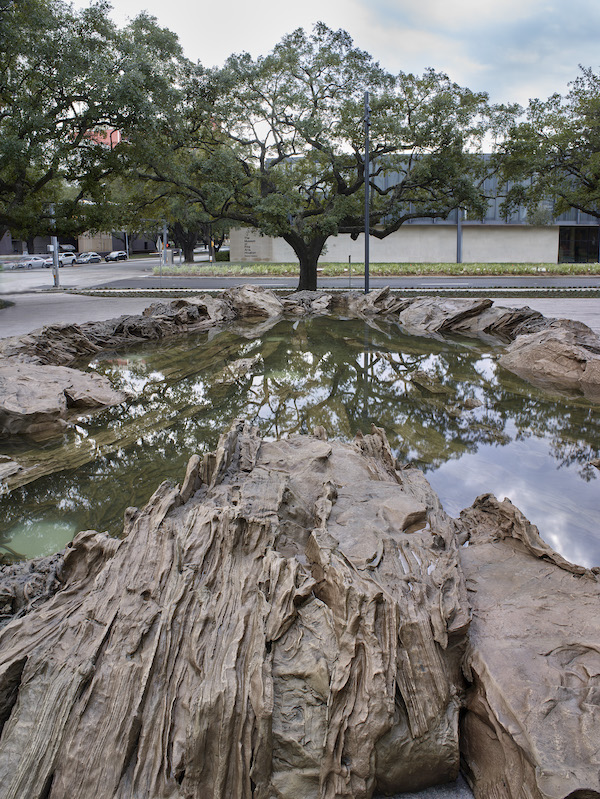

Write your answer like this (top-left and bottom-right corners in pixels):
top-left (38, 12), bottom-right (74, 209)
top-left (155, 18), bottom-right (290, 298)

top-left (75, 251), bottom-right (102, 264)
top-left (17, 255), bottom-right (46, 269)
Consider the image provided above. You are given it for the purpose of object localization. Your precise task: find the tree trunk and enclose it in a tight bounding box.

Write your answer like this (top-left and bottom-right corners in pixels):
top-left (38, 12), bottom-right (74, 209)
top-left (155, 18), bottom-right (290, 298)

top-left (183, 242), bottom-right (195, 263)
top-left (171, 223), bottom-right (199, 264)
top-left (283, 233), bottom-right (327, 291)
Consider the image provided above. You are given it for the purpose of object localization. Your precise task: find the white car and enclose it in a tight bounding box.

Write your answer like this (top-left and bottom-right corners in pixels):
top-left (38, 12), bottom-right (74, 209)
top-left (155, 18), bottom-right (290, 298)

top-left (59, 252), bottom-right (77, 265)
top-left (16, 255), bottom-right (46, 269)
top-left (43, 256), bottom-right (64, 268)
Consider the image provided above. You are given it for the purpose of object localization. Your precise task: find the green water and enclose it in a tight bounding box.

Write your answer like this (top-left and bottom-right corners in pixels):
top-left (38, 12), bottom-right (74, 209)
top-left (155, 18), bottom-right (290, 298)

top-left (2, 316), bottom-right (599, 567)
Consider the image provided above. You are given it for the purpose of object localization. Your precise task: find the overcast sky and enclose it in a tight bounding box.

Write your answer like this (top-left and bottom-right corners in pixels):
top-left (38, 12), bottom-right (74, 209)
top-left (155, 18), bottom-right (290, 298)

top-left (74, 0), bottom-right (599, 106)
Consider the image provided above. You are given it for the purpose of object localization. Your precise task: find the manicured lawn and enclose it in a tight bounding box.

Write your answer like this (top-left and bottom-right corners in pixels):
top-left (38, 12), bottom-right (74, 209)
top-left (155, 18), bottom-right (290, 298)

top-left (154, 261), bottom-right (600, 277)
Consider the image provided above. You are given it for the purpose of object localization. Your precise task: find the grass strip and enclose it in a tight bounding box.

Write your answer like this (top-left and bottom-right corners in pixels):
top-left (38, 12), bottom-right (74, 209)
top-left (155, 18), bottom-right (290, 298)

top-left (153, 261), bottom-right (600, 277)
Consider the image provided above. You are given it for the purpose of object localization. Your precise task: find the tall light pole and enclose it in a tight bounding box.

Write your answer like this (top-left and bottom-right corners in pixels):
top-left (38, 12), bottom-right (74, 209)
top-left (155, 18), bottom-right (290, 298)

top-left (49, 204), bottom-right (60, 289)
top-left (364, 91), bottom-right (370, 294)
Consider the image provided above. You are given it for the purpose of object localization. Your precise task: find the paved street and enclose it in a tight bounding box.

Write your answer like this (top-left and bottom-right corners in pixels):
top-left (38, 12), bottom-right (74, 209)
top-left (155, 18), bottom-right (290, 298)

top-left (2, 258), bottom-right (600, 338)
top-left (3, 256), bottom-right (600, 294)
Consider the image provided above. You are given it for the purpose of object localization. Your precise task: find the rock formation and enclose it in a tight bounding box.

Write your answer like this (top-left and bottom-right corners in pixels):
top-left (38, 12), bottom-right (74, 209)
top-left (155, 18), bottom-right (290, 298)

top-left (3, 287), bottom-right (600, 443)
top-left (0, 422), bottom-right (469, 799)
top-left (0, 422), bottom-right (598, 798)
top-left (1, 288), bottom-right (600, 797)
top-left (500, 318), bottom-right (600, 400)
top-left (458, 495), bottom-right (600, 799)
top-left (0, 359), bottom-right (128, 439)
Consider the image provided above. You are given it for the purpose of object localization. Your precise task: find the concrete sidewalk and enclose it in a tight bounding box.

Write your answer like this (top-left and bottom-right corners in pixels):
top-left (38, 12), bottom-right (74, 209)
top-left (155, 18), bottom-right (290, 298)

top-left (1, 290), bottom-right (600, 340)
top-left (0, 292), bottom-right (157, 339)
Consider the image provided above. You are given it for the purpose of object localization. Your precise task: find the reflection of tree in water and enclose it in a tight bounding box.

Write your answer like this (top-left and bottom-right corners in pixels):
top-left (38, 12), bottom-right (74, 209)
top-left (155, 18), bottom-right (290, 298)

top-left (1, 316), bottom-right (599, 550)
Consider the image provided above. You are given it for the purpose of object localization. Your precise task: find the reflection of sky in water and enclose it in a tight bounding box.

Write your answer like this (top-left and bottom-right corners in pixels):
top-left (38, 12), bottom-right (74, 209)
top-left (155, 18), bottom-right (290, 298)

top-left (428, 430), bottom-right (600, 568)
top-left (4, 318), bottom-right (600, 568)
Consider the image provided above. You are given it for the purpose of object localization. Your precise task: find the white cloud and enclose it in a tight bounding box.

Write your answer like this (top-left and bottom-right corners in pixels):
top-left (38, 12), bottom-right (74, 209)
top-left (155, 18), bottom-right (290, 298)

top-left (72, 0), bottom-right (600, 105)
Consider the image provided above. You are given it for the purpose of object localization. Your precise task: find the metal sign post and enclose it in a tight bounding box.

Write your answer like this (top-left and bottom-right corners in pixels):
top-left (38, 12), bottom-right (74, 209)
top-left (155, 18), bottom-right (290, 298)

top-left (364, 91), bottom-right (371, 294)
top-left (49, 204), bottom-right (59, 288)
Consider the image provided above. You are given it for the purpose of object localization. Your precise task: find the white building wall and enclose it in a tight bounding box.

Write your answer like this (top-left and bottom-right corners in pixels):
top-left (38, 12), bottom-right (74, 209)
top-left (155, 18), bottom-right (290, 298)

top-left (322, 227), bottom-right (457, 262)
top-left (229, 228), bottom-right (274, 261)
top-left (462, 226), bottom-right (558, 263)
top-left (230, 225), bottom-right (560, 264)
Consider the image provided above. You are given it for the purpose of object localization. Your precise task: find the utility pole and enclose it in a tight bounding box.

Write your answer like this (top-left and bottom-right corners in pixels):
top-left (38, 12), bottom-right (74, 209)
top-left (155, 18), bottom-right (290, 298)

top-left (161, 220), bottom-right (168, 277)
top-left (49, 204), bottom-right (60, 289)
top-left (364, 91), bottom-right (371, 294)
top-left (456, 208), bottom-right (463, 264)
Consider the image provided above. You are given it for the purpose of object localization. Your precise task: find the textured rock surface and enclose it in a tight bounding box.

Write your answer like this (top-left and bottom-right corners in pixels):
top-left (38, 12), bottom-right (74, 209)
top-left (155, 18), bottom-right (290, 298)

top-left (0, 422), bottom-right (470, 799)
top-left (223, 284), bottom-right (285, 318)
top-left (450, 304), bottom-right (547, 341)
top-left (0, 359), bottom-right (128, 439)
top-left (458, 494), bottom-right (600, 799)
top-left (398, 298), bottom-right (495, 335)
top-left (0, 552), bottom-right (64, 625)
top-left (0, 294), bottom-right (235, 366)
top-left (499, 318), bottom-right (600, 399)
top-left (0, 425), bottom-right (598, 798)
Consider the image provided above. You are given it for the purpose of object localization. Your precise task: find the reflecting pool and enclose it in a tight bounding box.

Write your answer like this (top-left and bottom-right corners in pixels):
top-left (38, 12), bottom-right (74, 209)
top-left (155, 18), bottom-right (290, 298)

top-left (1, 316), bottom-right (599, 566)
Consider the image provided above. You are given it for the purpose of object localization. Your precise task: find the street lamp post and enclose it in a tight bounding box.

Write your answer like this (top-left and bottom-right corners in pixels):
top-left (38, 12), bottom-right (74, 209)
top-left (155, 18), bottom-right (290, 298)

top-left (457, 208), bottom-right (463, 264)
top-left (364, 91), bottom-right (371, 294)
top-left (49, 204), bottom-right (60, 289)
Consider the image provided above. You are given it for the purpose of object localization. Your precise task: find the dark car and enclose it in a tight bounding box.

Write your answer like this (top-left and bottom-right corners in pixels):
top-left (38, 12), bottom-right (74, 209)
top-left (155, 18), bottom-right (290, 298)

top-left (105, 251), bottom-right (128, 262)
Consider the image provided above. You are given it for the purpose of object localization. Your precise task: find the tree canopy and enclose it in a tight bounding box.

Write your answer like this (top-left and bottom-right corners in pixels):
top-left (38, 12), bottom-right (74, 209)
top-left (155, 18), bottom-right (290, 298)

top-left (0, 0), bottom-right (185, 240)
top-left (6, 4), bottom-right (597, 286)
top-left (128, 23), bottom-right (496, 289)
top-left (499, 67), bottom-right (600, 221)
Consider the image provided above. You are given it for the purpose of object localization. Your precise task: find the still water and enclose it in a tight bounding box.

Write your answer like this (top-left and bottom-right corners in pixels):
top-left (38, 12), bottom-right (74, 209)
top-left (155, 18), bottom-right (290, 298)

top-left (2, 316), bottom-right (599, 566)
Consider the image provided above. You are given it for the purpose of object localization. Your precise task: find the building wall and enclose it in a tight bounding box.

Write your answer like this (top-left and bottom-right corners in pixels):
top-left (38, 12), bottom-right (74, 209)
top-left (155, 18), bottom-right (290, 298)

top-left (229, 228), bottom-right (274, 261)
top-left (230, 225), bottom-right (560, 264)
top-left (78, 232), bottom-right (113, 253)
top-left (462, 226), bottom-right (558, 263)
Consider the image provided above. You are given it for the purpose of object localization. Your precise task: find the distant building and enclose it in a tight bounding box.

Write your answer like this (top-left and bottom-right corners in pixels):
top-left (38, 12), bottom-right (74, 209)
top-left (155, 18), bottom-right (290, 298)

top-left (0, 231), bottom-right (156, 257)
top-left (84, 127), bottom-right (122, 149)
top-left (230, 163), bottom-right (600, 264)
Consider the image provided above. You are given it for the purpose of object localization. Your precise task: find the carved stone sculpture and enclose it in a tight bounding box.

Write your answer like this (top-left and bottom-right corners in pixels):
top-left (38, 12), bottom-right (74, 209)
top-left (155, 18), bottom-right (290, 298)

top-left (0, 422), bottom-right (471, 798)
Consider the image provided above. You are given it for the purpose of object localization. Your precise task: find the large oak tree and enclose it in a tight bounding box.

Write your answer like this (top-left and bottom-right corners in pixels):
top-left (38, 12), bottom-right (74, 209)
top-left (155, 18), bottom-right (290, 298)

top-left (136, 24), bottom-right (495, 290)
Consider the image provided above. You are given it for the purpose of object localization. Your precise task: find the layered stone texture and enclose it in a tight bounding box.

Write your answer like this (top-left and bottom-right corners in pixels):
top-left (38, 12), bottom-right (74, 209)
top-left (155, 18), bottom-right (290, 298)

top-left (0, 423), bottom-right (469, 799)
top-left (458, 495), bottom-right (600, 799)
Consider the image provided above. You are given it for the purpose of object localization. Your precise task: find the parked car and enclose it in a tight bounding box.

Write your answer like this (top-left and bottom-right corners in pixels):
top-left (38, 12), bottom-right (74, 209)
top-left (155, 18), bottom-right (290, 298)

top-left (15, 255), bottom-right (46, 269)
top-left (42, 255), bottom-right (66, 268)
top-left (104, 250), bottom-right (128, 262)
top-left (59, 252), bottom-right (77, 265)
top-left (75, 251), bottom-right (102, 264)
